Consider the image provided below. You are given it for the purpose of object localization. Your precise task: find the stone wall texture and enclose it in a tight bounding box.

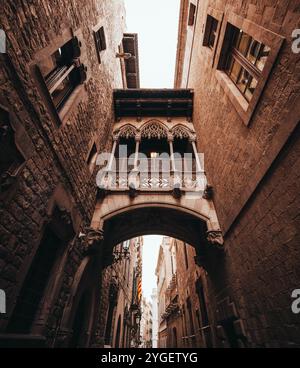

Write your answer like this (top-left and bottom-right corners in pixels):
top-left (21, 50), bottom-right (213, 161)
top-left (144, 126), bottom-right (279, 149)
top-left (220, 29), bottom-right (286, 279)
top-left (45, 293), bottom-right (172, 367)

top-left (177, 0), bottom-right (300, 347)
top-left (0, 0), bottom-right (125, 344)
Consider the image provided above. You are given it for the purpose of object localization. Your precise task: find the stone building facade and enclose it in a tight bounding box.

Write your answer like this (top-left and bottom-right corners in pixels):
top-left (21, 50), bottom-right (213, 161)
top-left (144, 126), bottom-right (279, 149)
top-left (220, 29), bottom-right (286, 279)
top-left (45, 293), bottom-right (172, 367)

top-left (156, 237), bottom-right (172, 348)
top-left (140, 297), bottom-right (153, 348)
top-left (175, 0), bottom-right (300, 347)
top-left (151, 288), bottom-right (158, 348)
top-left (0, 0), bottom-right (127, 347)
top-left (0, 0), bottom-right (299, 349)
top-left (156, 237), bottom-right (213, 348)
top-left (97, 237), bottom-right (143, 348)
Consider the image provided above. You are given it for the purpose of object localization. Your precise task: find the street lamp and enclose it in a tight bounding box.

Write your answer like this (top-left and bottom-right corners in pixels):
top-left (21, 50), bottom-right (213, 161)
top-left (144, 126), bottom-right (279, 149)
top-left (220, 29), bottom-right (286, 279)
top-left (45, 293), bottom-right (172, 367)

top-left (135, 312), bottom-right (141, 325)
top-left (112, 241), bottom-right (130, 263)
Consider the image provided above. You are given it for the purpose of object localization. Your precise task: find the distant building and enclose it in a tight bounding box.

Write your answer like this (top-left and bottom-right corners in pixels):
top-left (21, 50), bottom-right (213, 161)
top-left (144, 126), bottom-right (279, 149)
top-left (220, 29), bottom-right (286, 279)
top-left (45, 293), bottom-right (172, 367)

top-left (0, 0), bottom-right (299, 349)
top-left (140, 297), bottom-right (153, 348)
top-left (155, 237), bottom-right (173, 348)
top-left (151, 288), bottom-right (158, 348)
top-left (156, 237), bottom-right (214, 348)
top-left (97, 237), bottom-right (143, 348)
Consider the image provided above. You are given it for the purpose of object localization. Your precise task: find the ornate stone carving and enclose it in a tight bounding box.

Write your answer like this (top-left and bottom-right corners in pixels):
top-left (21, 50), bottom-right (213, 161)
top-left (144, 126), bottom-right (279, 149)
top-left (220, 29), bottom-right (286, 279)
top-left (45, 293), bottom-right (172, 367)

top-left (118, 125), bottom-right (137, 139)
top-left (172, 124), bottom-right (192, 139)
top-left (172, 183), bottom-right (182, 199)
top-left (189, 136), bottom-right (197, 144)
top-left (80, 227), bottom-right (104, 255)
top-left (203, 184), bottom-right (213, 200)
top-left (206, 230), bottom-right (224, 249)
top-left (141, 121), bottom-right (167, 139)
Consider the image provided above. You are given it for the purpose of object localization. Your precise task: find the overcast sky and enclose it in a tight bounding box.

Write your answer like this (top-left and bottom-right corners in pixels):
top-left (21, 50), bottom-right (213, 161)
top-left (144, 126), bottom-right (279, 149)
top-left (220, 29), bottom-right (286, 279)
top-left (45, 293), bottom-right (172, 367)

top-left (124, 0), bottom-right (181, 301)
top-left (141, 236), bottom-right (161, 301)
top-left (124, 0), bottom-right (181, 88)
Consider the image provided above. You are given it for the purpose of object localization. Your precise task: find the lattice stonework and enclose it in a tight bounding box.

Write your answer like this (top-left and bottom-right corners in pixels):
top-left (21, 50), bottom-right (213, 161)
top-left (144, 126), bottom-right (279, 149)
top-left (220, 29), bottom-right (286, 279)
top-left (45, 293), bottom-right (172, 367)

top-left (118, 125), bottom-right (137, 139)
top-left (141, 121), bottom-right (168, 139)
top-left (172, 125), bottom-right (191, 139)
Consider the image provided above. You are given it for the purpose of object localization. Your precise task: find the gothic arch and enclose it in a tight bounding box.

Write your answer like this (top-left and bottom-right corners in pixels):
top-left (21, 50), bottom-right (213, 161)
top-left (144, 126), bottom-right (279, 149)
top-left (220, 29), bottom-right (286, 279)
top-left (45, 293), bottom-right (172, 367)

top-left (171, 124), bottom-right (194, 140)
top-left (116, 124), bottom-right (137, 139)
top-left (102, 206), bottom-right (208, 254)
top-left (140, 119), bottom-right (168, 139)
top-left (91, 193), bottom-right (224, 269)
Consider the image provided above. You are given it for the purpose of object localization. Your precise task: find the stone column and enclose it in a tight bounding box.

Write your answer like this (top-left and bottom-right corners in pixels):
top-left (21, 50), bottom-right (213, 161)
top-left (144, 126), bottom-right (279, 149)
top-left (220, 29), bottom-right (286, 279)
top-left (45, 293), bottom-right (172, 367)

top-left (133, 133), bottom-right (141, 170)
top-left (168, 134), bottom-right (181, 194)
top-left (108, 135), bottom-right (119, 171)
top-left (190, 136), bottom-right (202, 172)
top-left (106, 135), bottom-right (119, 189)
top-left (168, 134), bottom-right (175, 172)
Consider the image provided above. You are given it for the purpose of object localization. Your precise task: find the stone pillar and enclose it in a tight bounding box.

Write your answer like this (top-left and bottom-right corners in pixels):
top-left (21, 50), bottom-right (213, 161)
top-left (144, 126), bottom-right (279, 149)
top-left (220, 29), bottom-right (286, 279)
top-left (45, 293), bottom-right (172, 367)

top-left (190, 136), bottom-right (202, 172)
top-left (106, 135), bottom-right (119, 189)
top-left (108, 135), bottom-right (119, 171)
top-left (168, 134), bottom-right (175, 172)
top-left (133, 133), bottom-right (141, 170)
top-left (169, 133), bottom-right (181, 195)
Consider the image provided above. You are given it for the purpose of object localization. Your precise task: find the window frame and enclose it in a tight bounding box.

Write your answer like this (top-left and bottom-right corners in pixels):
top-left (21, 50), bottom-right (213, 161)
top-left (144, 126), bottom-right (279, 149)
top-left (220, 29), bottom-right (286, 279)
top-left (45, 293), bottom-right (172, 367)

top-left (201, 7), bottom-right (224, 67)
top-left (224, 27), bottom-right (271, 103)
top-left (188, 3), bottom-right (197, 27)
top-left (30, 30), bottom-right (87, 128)
top-left (93, 25), bottom-right (107, 64)
top-left (203, 14), bottom-right (219, 49)
top-left (214, 11), bottom-right (284, 126)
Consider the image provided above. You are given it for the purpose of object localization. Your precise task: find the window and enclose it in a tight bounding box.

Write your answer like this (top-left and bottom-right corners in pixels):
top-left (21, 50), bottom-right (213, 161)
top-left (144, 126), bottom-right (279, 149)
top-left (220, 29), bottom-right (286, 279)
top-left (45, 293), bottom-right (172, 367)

top-left (188, 3), bottom-right (196, 26)
top-left (223, 25), bottom-right (270, 102)
top-left (94, 26), bottom-right (106, 63)
top-left (203, 15), bottom-right (218, 49)
top-left (36, 37), bottom-right (86, 113)
top-left (215, 13), bottom-right (284, 125)
top-left (87, 143), bottom-right (98, 173)
top-left (0, 107), bottom-right (25, 194)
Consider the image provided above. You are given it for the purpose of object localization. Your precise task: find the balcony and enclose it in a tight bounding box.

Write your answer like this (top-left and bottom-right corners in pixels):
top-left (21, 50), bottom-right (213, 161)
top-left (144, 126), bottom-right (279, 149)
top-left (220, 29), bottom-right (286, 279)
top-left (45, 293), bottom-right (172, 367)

top-left (97, 158), bottom-right (206, 193)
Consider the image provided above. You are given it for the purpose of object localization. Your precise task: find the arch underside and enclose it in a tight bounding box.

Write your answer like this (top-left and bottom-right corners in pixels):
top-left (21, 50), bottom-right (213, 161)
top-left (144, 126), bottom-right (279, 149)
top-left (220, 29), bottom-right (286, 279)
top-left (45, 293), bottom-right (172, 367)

top-left (102, 206), bottom-right (207, 265)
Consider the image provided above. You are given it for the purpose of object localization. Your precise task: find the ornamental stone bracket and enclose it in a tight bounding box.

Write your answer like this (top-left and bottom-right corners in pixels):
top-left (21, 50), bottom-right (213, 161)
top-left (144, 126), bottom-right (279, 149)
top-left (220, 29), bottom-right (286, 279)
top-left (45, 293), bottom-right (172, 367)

top-left (202, 184), bottom-right (213, 200)
top-left (194, 230), bottom-right (224, 271)
top-left (206, 230), bottom-right (224, 251)
top-left (80, 227), bottom-right (104, 256)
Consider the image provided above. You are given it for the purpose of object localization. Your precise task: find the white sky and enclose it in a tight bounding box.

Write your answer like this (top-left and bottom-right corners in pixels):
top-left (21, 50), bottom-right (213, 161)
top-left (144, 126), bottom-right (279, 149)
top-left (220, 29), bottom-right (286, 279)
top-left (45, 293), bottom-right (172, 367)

top-left (124, 0), bottom-right (181, 301)
top-left (142, 235), bottom-right (161, 301)
top-left (124, 0), bottom-right (181, 88)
